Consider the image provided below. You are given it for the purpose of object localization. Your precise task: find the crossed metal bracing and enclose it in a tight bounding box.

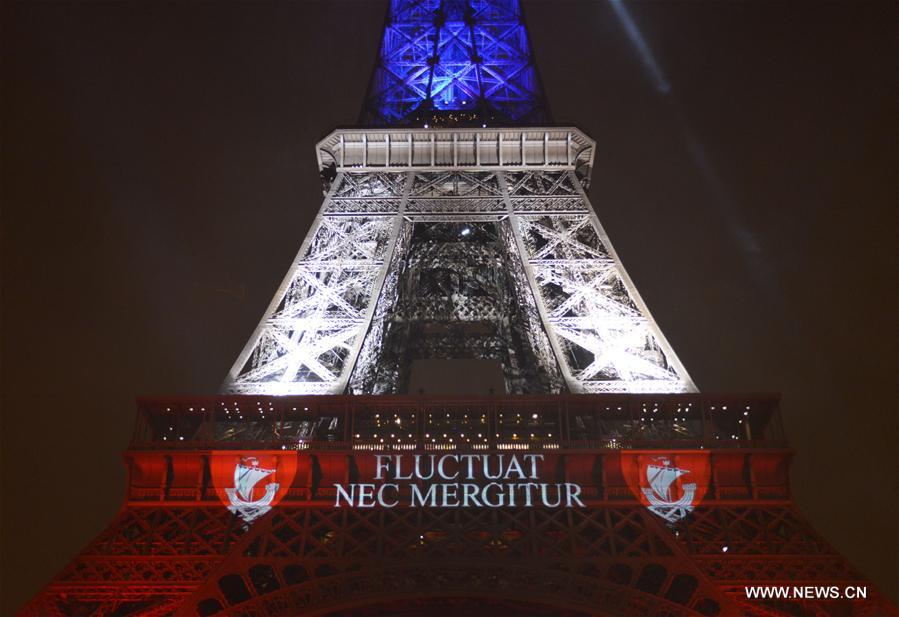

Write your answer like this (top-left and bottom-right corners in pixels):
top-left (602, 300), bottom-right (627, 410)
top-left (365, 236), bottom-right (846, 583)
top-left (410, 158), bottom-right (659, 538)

top-left (678, 506), bottom-right (837, 558)
top-left (98, 506), bottom-right (742, 616)
top-left (677, 506), bottom-right (897, 617)
top-left (224, 166), bottom-right (694, 396)
top-left (19, 507), bottom-right (237, 616)
top-left (25, 503), bottom-right (892, 617)
top-left (224, 186), bottom-right (402, 395)
top-left (346, 216), bottom-right (565, 394)
top-left (362, 0), bottom-right (547, 125)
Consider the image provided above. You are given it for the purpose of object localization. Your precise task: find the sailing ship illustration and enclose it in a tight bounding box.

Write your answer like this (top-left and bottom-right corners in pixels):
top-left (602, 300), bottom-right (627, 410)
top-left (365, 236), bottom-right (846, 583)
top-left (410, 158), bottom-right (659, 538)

top-left (641, 457), bottom-right (697, 523)
top-left (225, 456), bottom-right (279, 523)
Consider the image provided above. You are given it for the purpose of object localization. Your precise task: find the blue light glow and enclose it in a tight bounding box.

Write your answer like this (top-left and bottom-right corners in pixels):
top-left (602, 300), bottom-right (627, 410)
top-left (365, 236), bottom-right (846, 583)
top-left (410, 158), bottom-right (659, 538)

top-left (364, 0), bottom-right (545, 125)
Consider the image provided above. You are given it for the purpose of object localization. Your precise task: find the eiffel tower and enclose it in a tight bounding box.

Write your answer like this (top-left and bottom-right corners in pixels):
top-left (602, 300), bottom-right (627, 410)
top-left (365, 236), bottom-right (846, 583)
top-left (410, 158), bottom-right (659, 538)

top-left (24, 2), bottom-right (895, 615)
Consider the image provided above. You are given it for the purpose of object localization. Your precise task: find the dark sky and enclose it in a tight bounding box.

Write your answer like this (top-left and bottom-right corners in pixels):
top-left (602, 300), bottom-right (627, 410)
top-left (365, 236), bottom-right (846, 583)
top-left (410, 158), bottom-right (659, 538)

top-left (2, 1), bottom-right (896, 612)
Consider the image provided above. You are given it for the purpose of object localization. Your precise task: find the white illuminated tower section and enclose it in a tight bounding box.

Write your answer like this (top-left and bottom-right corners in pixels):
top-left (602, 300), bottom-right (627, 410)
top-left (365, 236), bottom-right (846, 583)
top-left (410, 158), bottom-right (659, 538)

top-left (223, 0), bottom-right (695, 396)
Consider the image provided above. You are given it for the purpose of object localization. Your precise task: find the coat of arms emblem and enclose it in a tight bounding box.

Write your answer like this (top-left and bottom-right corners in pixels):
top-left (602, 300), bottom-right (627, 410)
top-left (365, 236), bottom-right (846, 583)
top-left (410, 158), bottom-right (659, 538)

top-left (211, 452), bottom-right (298, 526)
top-left (621, 452), bottom-right (709, 524)
top-left (641, 457), bottom-right (697, 523)
top-left (225, 456), bottom-right (280, 523)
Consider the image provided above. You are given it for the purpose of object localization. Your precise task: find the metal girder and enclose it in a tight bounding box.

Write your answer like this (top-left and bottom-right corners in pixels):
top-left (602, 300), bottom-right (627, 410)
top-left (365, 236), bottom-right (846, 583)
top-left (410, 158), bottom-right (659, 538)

top-left (316, 128), bottom-right (597, 189)
top-left (361, 0), bottom-right (547, 125)
top-left (29, 504), bottom-right (892, 616)
top-left (173, 506), bottom-right (739, 616)
top-left (223, 174), bottom-right (407, 396)
top-left (224, 153), bottom-right (694, 396)
top-left (27, 501), bottom-right (889, 617)
top-left (505, 171), bottom-right (695, 394)
top-left (24, 394), bottom-right (892, 617)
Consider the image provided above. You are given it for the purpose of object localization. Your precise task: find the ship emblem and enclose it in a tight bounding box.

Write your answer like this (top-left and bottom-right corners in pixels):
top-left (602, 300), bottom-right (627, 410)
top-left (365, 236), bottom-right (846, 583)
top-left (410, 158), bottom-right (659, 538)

top-left (226, 456), bottom-right (279, 523)
top-left (641, 457), bottom-right (696, 523)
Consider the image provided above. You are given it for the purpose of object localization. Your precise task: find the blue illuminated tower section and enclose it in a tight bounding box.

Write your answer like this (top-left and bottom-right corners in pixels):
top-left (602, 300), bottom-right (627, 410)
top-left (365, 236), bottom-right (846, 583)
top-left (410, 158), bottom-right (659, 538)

top-left (363, 0), bottom-right (547, 125)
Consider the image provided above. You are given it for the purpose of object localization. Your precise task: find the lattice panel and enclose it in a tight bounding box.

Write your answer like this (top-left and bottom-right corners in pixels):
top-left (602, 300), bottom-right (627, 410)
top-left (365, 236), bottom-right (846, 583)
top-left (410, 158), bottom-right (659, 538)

top-left (333, 173), bottom-right (407, 198)
top-left (83, 508), bottom-right (239, 557)
top-left (226, 214), bottom-right (399, 395)
top-left (178, 506), bottom-right (735, 616)
top-left (506, 171), bottom-right (579, 197)
top-left (202, 564), bottom-right (705, 617)
top-left (511, 196), bottom-right (588, 213)
top-left (59, 557), bottom-right (219, 587)
top-left (325, 198), bottom-right (401, 214)
top-left (677, 506), bottom-right (837, 556)
top-left (411, 171), bottom-right (501, 197)
top-left (406, 198), bottom-right (506, 213)
top-left (303, 217), bottom-right (395, 262)
top-left (236, 507), bottom-right (689, 563)
top-left (228, 152), bottom-right (695, 398)
top-left (23, 596), bottom-right (187, 617)
top-left (346, 217), bottom-right (565, 395)
top-left (363, 0), bottom-right (546, 125)
top-left (19, 507), bottom-right (239, 616)
top-left (515, 212), bottom-right (690, 394)
top-left (694, 555), bottom-right (857, 584)
top-left (26, 502), bottom-right (892, 616)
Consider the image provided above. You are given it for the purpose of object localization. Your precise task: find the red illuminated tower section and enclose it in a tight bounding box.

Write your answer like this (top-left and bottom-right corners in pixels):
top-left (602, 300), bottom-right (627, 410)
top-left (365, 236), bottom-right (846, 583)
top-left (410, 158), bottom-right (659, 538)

top-left (22, 395), bottom-right (896, 616)
top-left (23, 2), bottom-right (896, 616)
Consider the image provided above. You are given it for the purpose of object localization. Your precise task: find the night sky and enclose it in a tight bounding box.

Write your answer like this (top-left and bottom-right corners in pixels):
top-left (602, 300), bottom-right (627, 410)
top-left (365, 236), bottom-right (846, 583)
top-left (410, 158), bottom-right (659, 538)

top-left (2, 1), bottom-right (896, 612)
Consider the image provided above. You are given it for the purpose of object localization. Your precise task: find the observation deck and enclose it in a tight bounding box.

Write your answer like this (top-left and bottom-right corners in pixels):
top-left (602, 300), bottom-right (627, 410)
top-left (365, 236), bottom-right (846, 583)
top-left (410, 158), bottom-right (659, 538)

top-left (316, 127), bottom-right (597, 190)
top-left (134, 393), bottom-right (783, 451)
top-left (127, 393), bottom-right (791, 508)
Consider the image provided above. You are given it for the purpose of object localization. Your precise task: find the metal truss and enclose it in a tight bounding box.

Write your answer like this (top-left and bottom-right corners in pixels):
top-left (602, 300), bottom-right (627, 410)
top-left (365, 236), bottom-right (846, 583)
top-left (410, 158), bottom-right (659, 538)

top-left (362, 0), bottom-right (547, 125)
top-left (678, 506), bottom-right (897, 617)
top-left (25, 393), bottom-right (893, 616)
top-left (504, 171), bottom-right (693, 393)
top-left (19, 507), bottom-right (236, 617)
top-left (223, 173), bottom-right (407, 396)
top-left (27, 506), bottom-right (736, 617)
top-left (178, 508), bottom-right (733, 616)
top-left (26, 501), bottom-right (892, 617)
top-left (346, 208), bottom-right (565, 395)
top-left (224, 152), bottom-right (694, 395)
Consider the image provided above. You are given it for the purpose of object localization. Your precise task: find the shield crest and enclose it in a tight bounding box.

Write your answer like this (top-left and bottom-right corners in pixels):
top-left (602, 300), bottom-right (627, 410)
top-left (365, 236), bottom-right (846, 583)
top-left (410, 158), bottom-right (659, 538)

top-left (620, 451), bottom-right (710, 523)
top-left (211, 451), bottom-right (297, 524)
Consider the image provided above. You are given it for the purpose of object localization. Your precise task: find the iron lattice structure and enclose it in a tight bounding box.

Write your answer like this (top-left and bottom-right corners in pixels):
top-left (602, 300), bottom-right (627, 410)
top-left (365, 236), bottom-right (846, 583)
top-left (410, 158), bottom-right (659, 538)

top-left (362, 0), bottom-right (547, 126)
top-left (223, 128), bottom-right (694, 397)
top-left (23, 395), bottom-right (896, 616)
top-left (24, 1), bottom-right (896, 616)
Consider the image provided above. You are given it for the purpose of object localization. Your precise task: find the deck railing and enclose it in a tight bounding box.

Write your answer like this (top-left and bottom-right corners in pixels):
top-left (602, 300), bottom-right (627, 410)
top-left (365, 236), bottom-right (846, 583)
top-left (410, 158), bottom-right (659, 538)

top-left (131, 393), bottom-right (785, 451)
